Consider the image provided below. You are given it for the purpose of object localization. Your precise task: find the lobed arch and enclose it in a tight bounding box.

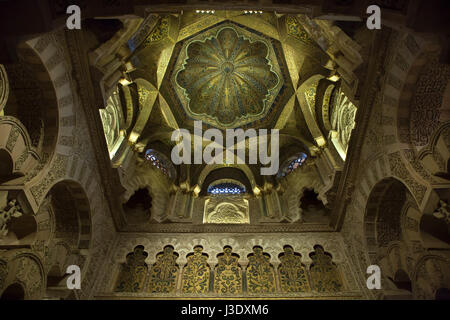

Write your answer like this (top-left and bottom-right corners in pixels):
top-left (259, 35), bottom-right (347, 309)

top-left (0, 250), bottom-right (46, 300)
top-left (360, 171), bottom-right (449, 299)
top-left (39, 180), bottom-right (94, 299)
top-left (113, 236), bottom-right (345, 268)
top-left (121, 169), bottom-right (171, 223)
top-left (18, 32), bottom-right (78, 192)
top-left (296, 74), bottom-right (326, 146)
top-left (382, 242), bottom-right (413, 278)
top-left (361, 166), bottom-right (441, 253)
top-left (396, 49), bottom-right (450, 150)
top-left (0, 179), bottom-right (94, 293)
top-left (411, 254), bottom-right (450, 300)
top-left (418, 122), bottom-right (450, 183)
top-left (200, 167), bottom-right (253, 196)
top-left (400, 196), bottom-right (424, 247)
top-left (2, 41), bottom-right (59, 169)
top-left (378, 31), bottom-right (448, 190)
top-left (364, 177), bottom-right (414, 261)
top-left (43, 241), bottom-right (89, 300)
top-left (44, 180), bottom-right (93, 251)
top-left (0, 117), bottom-right (40, 184)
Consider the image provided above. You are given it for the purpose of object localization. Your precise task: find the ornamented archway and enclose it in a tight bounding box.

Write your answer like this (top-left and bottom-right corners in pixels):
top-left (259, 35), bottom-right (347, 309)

top-left (364, 178), bottom-right (411, 261)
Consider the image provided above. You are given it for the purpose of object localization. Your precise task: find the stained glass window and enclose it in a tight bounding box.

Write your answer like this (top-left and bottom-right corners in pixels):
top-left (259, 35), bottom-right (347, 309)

top-left (278, 246), bottom-right (310, 293)
top-left (207, 182), bottom-right (246, 195)
top-left (144, 149), bottom-right (176, 179)
top-left (278, 153), bottom-right (307, 178)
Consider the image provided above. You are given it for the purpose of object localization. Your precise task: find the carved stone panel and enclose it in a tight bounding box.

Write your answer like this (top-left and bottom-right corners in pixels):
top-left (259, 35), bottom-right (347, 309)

top-left (309, 245), bottom-right (343, 292)
top-left (115, 246), bottom-right (148, 292)
top-left (278, 246), bottom-right (310, 293)
top-left (147, 245), bottom-right (179, 293)
top-left (246, 246), bottom-right (276, 294)
top-left (214, 246), bottom-right (242, 294)
top-left (182, 246), bottom-right (210, 294)
top-left (204, 196), bottom-right (249, 224)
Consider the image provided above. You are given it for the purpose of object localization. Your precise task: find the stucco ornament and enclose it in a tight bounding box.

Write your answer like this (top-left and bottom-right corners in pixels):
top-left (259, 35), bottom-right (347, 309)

top-left (100, 87), bottom-right (125, 158)
top-left (204, 195), bottom-right (250, 224)
top-left (330, 89), bottom-right (357, 158)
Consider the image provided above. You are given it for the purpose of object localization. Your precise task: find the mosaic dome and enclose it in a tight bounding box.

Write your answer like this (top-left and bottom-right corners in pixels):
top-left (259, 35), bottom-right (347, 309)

top-left (175, 27), bottom-right (280, 128)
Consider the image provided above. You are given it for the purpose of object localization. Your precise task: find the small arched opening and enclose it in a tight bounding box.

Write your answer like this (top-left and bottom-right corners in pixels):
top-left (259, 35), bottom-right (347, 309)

top-left (0, 283), bottom-right (25, 300)
top-left (123, 188), bottom-right (152, 224)
top-left (47, 181), bottom-right (92, 250)
top-left (299, 188), bottom-right (329, 223)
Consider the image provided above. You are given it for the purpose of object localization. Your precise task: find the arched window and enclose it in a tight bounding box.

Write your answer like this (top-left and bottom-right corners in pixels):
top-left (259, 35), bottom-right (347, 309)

top-left (144, 149), bottom-right (176, 179)
top-left (278, 153), bottom-right (307, 178)
top-left (364, 178), bottom-right (408, 259)
top-left (207, 180), bottom-right (246, 195)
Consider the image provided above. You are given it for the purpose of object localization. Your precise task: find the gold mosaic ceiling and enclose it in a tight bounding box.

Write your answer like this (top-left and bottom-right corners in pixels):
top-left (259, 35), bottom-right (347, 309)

top-left (174, 25), bottom-right (282, 128)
